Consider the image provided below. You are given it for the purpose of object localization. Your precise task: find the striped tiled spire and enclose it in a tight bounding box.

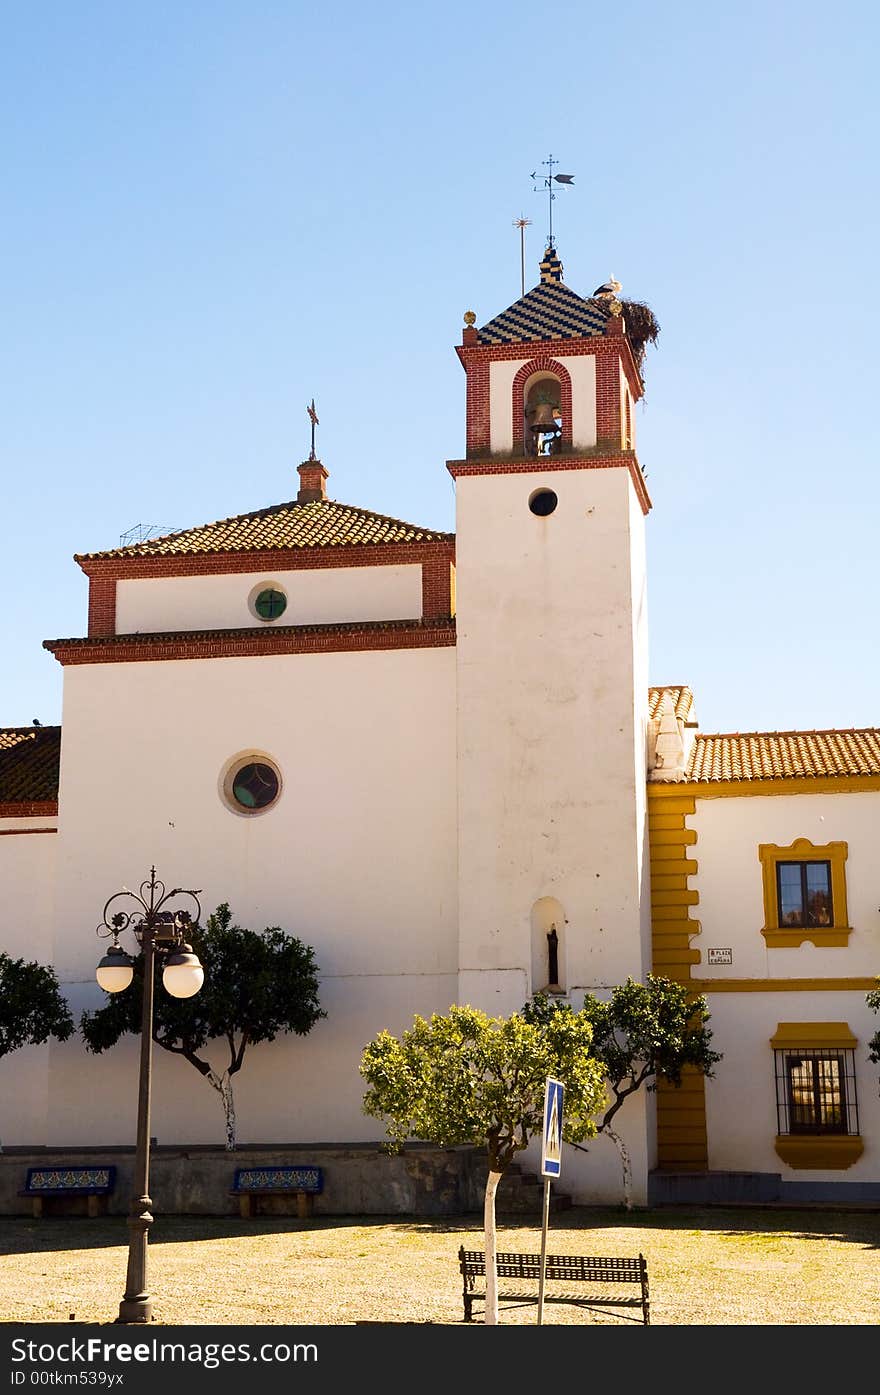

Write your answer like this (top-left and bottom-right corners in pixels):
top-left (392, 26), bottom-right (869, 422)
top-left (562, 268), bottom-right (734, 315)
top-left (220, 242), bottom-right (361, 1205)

top-left (539, 245), bottom-right (564, 284)
top-left (476, 246), bottom-right (609, 346)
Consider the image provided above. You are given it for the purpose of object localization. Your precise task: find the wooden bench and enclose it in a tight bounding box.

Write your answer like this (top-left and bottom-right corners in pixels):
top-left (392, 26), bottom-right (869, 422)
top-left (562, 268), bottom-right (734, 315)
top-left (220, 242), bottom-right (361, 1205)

top-left (458, 1247), bottom-right (650, 1324)
top-left (230, 1165), bottom-right (323, 1219)
top-left (19, 1166), bottom-right (117, 1219)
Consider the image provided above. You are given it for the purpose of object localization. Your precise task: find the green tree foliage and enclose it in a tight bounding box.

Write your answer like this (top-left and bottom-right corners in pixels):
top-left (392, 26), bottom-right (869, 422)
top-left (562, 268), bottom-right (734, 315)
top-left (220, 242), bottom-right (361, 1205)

top-left (360, 1003), bottom-right (606, 1323)
top-left (0, 952), bottom-right (74, 1153)
top-left (80, 903), bottom-right (325, 1148)
top-left (524, 975), bottom-right (721, 1205)
top-left (867, 983), bottom-right (880, 1071)
top-left (0, 953), bottom-right (74, 1059)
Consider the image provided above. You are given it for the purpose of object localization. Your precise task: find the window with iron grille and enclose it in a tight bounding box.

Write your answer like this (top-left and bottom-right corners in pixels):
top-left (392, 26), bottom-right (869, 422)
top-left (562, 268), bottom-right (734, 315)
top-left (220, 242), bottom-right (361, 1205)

top-left (774, 1047), bottom-right (859, 1136)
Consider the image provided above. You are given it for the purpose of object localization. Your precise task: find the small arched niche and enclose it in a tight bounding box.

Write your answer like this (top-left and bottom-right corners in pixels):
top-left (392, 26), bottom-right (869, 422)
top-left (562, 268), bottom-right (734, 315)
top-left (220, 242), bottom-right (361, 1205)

top-left (523, 373), bottom-right (563, 457)
top-left (530, 896), bottom-right (567, 997)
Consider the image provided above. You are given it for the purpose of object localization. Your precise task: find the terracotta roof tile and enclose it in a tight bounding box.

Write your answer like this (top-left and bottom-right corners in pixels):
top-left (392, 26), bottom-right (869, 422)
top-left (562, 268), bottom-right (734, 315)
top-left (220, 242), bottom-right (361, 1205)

top-left (686, 729), bottom-right (880, 782)
top-left (648, 685), bottom-right (696, 723)
top-left (0, 726), bottom-right (61, 803)
top-left (75, 498), bottom-right (453, 562)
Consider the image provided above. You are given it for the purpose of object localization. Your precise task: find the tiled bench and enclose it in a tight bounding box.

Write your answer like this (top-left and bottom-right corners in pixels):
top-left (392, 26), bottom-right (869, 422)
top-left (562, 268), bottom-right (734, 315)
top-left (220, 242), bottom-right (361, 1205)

top-left (230, 1165), bottom-right (323, 1219)
top-left (19, 1166), bottom-right (117, 1219)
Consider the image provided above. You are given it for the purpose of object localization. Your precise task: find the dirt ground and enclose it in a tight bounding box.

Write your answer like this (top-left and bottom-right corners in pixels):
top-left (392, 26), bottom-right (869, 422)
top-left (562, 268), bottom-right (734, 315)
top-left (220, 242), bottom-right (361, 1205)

top-left (1, 1205), bottom-right (877, 1326)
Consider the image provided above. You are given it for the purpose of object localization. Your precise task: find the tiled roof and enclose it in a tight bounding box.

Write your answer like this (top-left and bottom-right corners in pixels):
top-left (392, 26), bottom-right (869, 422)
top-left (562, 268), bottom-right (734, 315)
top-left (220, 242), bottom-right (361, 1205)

top-left (687, 729), bottom-right (880, 782)
top-left (478, 279), bottom-right (609, 346)
top-left (75, 498), bottom-right (454, 562)
top-left (648, 686), bottom-right (697, 723)
top-left (0, 726), bottom-right (61, 803)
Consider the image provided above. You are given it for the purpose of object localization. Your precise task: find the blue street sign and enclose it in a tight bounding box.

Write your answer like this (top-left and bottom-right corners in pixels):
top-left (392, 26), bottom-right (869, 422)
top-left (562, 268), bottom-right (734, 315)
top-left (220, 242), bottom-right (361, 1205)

top-left (541, 1078), bottom-right (564, 1178)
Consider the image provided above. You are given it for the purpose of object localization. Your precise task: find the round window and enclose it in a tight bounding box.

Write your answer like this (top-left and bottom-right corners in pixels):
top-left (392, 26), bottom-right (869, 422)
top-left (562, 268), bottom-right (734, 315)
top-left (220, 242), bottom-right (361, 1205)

top-left (229, 761), bottom-right (280, 812)
top-left (529, 488), bottom-right (558, 517)
top-left (254, 588), bottom-right (287, 620)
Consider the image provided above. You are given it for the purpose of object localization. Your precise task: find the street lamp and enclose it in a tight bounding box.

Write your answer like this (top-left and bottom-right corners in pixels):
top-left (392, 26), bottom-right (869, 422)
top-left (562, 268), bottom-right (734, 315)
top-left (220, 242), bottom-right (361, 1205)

top-left (94, 866), bottom-right (203, 1325)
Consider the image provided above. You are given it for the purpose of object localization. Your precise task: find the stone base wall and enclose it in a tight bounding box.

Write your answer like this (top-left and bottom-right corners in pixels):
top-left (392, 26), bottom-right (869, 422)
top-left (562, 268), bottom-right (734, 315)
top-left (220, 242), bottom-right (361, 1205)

top-left (0, 1143), bottom-right (488, 1218)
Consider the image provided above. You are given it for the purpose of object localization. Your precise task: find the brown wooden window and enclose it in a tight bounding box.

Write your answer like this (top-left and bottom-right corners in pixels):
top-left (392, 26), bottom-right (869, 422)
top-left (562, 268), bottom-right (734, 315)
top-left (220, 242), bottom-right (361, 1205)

top-left (775, 860), bottom-right (832, 928)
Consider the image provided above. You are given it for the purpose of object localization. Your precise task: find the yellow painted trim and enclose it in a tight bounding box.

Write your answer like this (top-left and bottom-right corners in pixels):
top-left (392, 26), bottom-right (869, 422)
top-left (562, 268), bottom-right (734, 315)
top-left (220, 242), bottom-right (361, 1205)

top-left (652, 889), bottom-right (700, 907)
top-left (691, 977), bottom-right (878, 993)
top-left (650, 799), bottom-right (708, 1167)
top-left (646, 791), bottom-right (696, 813)
top-left (650, 827), bottom-right (697, 846)
top-left (652, 905), bottom-right (700, 922)
top-left (770, 1021), bottom-right (858, 1048)
top-left (774, 1136), bottom-right (864, 1170)
top-left (758, 838), bottom-right (850, 948)
top-left (649, 813), bottom-right (697, 831)
top-left (650, 874), bottom-right (693, 890)
top-left (648, 775), bottom-right (880, 800)
top-left (764, 928), bottom-right (852, 948)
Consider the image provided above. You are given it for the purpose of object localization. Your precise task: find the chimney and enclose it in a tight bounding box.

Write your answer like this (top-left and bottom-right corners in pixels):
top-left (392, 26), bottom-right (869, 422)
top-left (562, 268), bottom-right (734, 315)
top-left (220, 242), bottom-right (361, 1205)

top-left (297, 459), bottom-right (328, 504)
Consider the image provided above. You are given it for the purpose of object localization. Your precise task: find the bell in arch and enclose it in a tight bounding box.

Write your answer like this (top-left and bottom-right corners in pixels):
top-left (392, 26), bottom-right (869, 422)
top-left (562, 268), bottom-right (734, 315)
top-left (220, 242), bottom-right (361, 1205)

top-left (531, 401), bottom-right (559, 430)
top-left (527, 390), bottom-right (562, 455)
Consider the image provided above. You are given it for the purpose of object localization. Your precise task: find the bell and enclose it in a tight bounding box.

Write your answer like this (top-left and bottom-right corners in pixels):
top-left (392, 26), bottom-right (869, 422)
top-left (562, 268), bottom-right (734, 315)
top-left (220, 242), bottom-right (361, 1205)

top-left (530, 401), bottom-right (560, 431)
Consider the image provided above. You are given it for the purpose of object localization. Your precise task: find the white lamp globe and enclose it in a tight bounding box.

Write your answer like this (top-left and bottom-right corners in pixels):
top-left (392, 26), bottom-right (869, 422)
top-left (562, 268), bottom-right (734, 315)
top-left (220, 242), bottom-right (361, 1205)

top-left (96, 944), bottom-right (135, 994)
top-left (162, 945), bottom-right (204, 999)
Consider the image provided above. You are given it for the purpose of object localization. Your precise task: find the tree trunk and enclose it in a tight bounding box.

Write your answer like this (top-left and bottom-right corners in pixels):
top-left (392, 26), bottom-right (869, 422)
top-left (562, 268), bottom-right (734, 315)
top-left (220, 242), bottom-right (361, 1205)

top-left (204, 1067), bottom-right (237, 1150)
top-left (483, 1170), bottom-right (503, 1325)
top-left (604, 1124), bottom-right (633, 1210)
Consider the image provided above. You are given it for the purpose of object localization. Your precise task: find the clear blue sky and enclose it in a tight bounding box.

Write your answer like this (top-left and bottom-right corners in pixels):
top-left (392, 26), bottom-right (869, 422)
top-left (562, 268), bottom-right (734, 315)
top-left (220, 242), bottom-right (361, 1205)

top-left (3, 1), bottom-right (878, 734)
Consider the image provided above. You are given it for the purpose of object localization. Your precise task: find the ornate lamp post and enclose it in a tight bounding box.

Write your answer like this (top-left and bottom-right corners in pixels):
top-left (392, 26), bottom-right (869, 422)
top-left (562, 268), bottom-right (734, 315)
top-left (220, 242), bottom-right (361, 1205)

top-left (94, 867), bottom-right (203, 1325)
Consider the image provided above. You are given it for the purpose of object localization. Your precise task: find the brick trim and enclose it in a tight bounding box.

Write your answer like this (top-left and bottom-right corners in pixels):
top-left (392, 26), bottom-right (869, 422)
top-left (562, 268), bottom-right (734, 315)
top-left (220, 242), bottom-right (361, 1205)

top-left (510, 357), bottom-right (573, 453)
top-left (465, 355), bottom-right (490, 454)
top-left (87, 575), bottom-right (117, 638)
top-left (45, 619), bottom-right (457, 667)
top-left (421, 558), bottom-right (454, 618)
top-left (456, 333), bottom-right (643, 401)
top-left (595, 350), bottom-right (622, 446)
top-left (81, 541), bottom-right (456, 638)
top-left (0, 802), bottom-right (58, 819)
top-left (446, 453), bottom-right (651, 515)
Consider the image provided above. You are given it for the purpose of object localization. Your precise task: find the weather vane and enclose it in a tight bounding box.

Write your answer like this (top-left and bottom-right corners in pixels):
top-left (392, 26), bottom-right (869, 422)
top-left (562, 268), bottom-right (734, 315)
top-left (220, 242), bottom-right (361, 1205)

top-left (306, 398), bottom-right (319, 460)
top-left (531, 154), bottom-right (574, 249)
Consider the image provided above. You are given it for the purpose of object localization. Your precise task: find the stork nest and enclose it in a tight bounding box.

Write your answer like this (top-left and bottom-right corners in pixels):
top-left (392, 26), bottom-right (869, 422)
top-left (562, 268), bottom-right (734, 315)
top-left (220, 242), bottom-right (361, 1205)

top-left (618, 300), bottom-right (660, 374)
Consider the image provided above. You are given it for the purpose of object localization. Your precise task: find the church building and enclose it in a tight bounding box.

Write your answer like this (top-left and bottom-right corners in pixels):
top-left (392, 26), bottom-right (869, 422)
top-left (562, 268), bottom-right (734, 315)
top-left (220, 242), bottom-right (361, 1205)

top-left (2, 243), bottom-right (878, 1207)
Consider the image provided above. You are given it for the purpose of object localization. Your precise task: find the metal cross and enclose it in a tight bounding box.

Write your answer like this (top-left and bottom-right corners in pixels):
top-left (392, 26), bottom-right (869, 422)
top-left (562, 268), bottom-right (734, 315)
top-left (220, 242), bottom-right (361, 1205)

top-left (306, 399), bottom-right (319, 460)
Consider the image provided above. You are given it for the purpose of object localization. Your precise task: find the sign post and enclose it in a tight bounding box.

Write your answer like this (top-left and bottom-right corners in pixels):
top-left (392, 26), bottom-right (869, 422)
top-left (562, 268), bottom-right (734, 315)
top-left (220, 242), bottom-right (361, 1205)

top-left (537, 1077), bottom-right (564, 1325)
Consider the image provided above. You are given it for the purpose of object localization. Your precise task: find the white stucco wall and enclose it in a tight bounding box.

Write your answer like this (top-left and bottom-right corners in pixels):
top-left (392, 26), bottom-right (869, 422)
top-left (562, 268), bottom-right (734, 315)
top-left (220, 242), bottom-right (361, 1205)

top-left (13, 644), bottom-right (458, 1147)
top-left (0, 824), bottom-right (58, 1145)
top-left (691, 791), bottom-right (880, 979)
top-left (488, 355), bottom-right (598, 454)
top-left (454, 464), bottom-right (651, 998)
top-left (489, 359), bottom-right (526, 454)
top-left (566, 356), bottom-right (598, 450)
top-left (690, 791), bottom-right (880, 1182)
top-left (115, 564), bottom-right (424, 635)
top-left (703, 991), bottom-right (880, 1180)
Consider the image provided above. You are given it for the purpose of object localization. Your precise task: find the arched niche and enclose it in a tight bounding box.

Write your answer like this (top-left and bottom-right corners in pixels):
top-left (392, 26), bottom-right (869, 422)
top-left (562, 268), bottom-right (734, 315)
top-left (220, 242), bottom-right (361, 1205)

top-left (523, 373), bottom-right (563, 457)
top-left (530, 896), bottom-right (567, 996)
top-left (511, 357), bottom-right (573, 455)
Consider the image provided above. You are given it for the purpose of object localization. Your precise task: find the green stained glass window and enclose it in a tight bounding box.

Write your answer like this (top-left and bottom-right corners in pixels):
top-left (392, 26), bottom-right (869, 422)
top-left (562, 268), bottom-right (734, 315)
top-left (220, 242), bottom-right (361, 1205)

top-left (254, 588), bottom-right (287, 620)
top-left (231, 762), bottom-right (279, 810)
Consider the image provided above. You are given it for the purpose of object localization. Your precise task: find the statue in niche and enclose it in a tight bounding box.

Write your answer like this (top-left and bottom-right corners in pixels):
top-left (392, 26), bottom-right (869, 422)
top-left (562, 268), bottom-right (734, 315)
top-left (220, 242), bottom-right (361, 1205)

top-left (546, 924), bottom-right (561, 991)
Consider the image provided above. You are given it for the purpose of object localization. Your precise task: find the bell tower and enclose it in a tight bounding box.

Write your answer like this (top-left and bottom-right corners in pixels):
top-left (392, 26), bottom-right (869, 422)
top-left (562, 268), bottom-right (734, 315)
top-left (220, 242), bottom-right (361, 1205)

top-left (456, 245), bottom-right (644, 462)
top-left (450, 241), bottom-right (654, 1033)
